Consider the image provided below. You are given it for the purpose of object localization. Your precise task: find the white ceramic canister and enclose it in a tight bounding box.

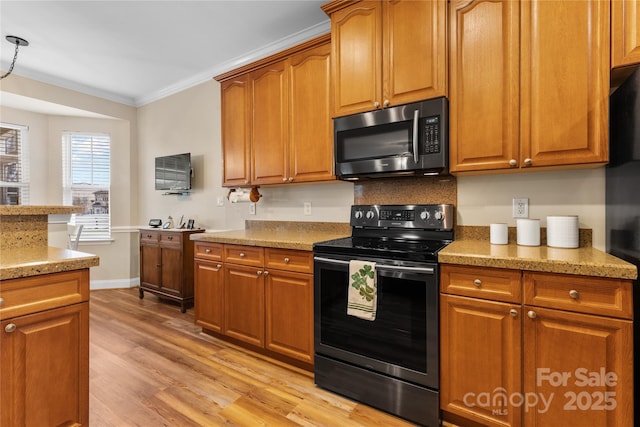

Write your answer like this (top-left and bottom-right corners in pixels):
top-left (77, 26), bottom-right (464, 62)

top-left (517, 219), bottom-right (541, 246)
top-left (490, 223), bottom-right (509, 245)
top-left (546, 215), bottom-right (579, 248)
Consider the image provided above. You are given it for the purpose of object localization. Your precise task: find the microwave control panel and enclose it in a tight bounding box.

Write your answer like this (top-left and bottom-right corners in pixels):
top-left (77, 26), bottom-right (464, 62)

top-left (421, 116), bottom-right (441, 154)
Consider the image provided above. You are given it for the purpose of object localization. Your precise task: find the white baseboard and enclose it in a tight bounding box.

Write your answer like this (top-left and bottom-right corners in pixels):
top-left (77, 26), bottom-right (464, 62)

top-left (91, 277), bottom-right (140, 290)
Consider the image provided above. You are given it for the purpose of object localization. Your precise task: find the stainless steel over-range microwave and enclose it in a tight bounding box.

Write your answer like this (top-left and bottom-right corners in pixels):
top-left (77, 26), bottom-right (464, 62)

top-left (334, 97), bottom-right (448, 180)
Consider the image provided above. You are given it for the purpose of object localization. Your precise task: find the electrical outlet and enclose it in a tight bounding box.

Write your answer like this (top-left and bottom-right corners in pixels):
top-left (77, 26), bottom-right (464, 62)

top-left (216, 197), bottom-right (224, 207)
top-left (513, 198), bottom-right (529, 218)
top-left (303, 202), bottom-right (312, 216)
top-left (249, 203), bottom-right (256, 215)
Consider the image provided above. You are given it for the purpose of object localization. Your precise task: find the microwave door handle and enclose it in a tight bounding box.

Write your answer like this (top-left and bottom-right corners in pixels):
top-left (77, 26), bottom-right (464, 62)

top-left (412, 109), bottom-right (420, 163)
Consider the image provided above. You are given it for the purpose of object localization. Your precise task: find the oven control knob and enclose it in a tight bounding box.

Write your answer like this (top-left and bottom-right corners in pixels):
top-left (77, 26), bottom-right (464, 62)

top-left (366, 210), bottom-right (375, 220)
top-left (420, 210), bottom-right (430, 220)
top-left (355, 210), bottom-right (363, 219)
top-left (434, 211), bottom-right (444, 221)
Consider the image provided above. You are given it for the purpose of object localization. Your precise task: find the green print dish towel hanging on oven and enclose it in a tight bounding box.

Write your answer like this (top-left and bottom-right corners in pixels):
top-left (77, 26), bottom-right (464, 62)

top-left (347, 260), bottom-right (377, 321)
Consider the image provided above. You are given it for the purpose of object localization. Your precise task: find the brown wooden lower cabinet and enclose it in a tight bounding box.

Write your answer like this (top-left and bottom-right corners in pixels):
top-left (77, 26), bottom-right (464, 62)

top-left (194, 242), bottom-right (314, 367)
top-left (440, 264), bottom-right (634, 427)
top-left (0, 269), bottom-right (90, 427)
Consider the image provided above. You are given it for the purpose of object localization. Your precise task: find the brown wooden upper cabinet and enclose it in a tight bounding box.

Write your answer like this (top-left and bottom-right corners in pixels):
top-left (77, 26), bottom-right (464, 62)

top-left (322, 0), bottom-right (447, 117)
top-left (612, 0), bottom-right (640, 69)
top-left (216, 35), bottom-right (334, 187)
top-left (449, 0), bottom-right (610, 174)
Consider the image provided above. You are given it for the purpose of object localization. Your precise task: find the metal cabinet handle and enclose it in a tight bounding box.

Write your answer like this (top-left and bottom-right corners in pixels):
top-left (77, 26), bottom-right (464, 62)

top-left (167, 236), bottom-right (173, 240)
top-left (239, 253), bottom-right (245, 258)
top-left (383, 99), bottom-right (390, 107)
top-left (374, 101), bottom-right (380, 108)
top-left (244, 180), bottom-right (249, 184)
top-left (282, 178), bottom-right (287, 182)
top-left (257, 270), bottom-right (263, 276)
top-left (524, 158), bottom-right (533, 166)
top-left (205, 248), bottom-right (211, 254)
top-left (288, 177), bottom-right (293, 182)
top-left (0, 297), bottom-right (4, 307)
top-left (263, 271), bottom-right (269, 276)
top-left (147, 234), bottom-right (152, 238)
top-left (509, 159), bottom-right (517, 167)
top-left (569, 289), bottom-right (579, 299)
top-left (284, 257), bottom-right (290, 263)
top-left (216, 264), bottom-right (222, 269)
top-left (527, 310), bottom-right (537, 319)
top-left (5, 323), bottom-right (16, 333)
top-left (509, 309), bottom-right (518, 317)
top-left (473, 279), bottom-right (482, 287)
top-left (156, 264), bottom-right (161, 268)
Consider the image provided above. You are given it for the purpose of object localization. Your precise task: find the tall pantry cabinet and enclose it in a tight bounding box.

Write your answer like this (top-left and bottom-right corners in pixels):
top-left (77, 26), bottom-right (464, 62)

top-left (448, 0), bottom-right (610, 173)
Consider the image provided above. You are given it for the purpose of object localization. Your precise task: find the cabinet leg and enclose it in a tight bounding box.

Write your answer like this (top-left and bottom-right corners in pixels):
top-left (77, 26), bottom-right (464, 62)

top-left (180, 303), bottom-right (187, 313)
top-left (139, 288), bottom-right (144, 299)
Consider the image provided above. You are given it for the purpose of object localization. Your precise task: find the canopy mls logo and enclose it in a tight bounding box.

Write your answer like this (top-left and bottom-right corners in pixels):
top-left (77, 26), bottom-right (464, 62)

top-left (462, 367), bottom-right (619, 415)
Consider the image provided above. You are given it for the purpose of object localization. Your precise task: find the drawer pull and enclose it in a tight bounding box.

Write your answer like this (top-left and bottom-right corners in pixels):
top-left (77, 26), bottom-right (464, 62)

top-left (264, 271), bottom-right (269, 276)
top-left (527, 310), bottom-right (537, 319)
top-left (284, 257), bottom-right (290, 263)
top-left (167, 236), bottom-right (173, 240)
top-left (5, 323), bottom-right (16, 333)
top-left (569, 289), bottom-right (580, 299)
top-left (473, 279), bottom-right (482, 287)
top-left (147, 234), bottom-right (152, 238)
top-left (509, 309), bottom-right (518, 317)
top-left (216, 264), bottom-right (222, 269)
top-left (205, 248), bottom-right (211, 254)
top-left (0, 297), bottom-right (4, 307)
top-left (239, 253), bottom-right (246, 258)
top-left (257, 270), bottom-right (263, 276)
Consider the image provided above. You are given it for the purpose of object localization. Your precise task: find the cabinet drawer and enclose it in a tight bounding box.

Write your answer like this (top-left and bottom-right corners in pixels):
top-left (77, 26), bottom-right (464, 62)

top-left (441, 264), bottom-right (522, 303)
top-left (159, 232), bottom-right (182, 249)
top-left (194, 242), bottom-right (223, 261)
top-left (140, 230), bottom-right (160, 244)
top-left (265, 248), bottom-right (313, 273)
top-left (523, 272), bottom-right (633, 319)
top-left (0, 269), bottom-right (90, 320)
top-left (224, 245), bottom-right (264, 267)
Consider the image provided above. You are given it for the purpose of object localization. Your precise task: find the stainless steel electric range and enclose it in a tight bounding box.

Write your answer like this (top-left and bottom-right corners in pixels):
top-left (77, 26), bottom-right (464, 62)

top-left (313, 204), bottom-right (454, 426)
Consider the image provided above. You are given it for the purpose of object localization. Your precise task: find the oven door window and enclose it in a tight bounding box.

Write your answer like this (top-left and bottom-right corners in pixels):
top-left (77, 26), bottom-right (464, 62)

top-left (315, 258), bottom-right (436, 376)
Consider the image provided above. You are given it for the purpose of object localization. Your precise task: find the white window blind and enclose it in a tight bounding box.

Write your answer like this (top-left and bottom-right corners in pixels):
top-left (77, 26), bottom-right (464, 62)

top-left (62, 133), bottom-right (111, 241)
top-left (0, 123), bottom-right (29, 205)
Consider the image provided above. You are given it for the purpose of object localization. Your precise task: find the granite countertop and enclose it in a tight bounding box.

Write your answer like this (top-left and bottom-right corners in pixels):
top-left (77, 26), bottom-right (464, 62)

top-left (0, 247), bottom-right (100, 280)
top-left (191, 221), bottom-right (351, 251)
top-left (439, 240), bottom-right (638, 280)
top-left (0, 205), bottom-right (82, 215)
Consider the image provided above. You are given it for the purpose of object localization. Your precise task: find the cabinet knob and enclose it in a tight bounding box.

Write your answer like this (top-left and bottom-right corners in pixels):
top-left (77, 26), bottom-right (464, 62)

top-left (239, 253), bottom-right (245, 257)
top-left (288, 177), bottom-right (293, 182)
top-left (509, 159), bottom-right (517, 167)
top-left (216, 264), bottom-right (222, 269)
top-left (257, 270), bottom-right (263, 276)
top-left (282, 178), bottom-right (288, 182)
top-left (244, 180), bottom-right (249, 184)
top-left (167, 236), bottom-right (173, 240)
top-left (383, 99), bottom-right (390, 107)
top-left (205, 248), bottom-right (211, 254)
top-left (284, 257), bottom-right (290, 263)
top-left (473, 279), bottom-right (482, 287)
top-left (147, 234), bottom-right (152, 238)
top-left (569, 289), bottom-right (580, 299)
top-left (524, 158), bottom-right (533, 166)
top-left (263, 271), bottom-right (269, 276)
top-left (509, 309), bottom-right (518, 317)
top-left (374, 101), bottom-right (380, 108)
top-left (0, 297), bottom-right (4, 307)
top-left (5, 323), bottom-right (16, 333)
top-left (527, 310), bottom-right (537, 319)
top-left (156, 264), bottom-right (161, 268)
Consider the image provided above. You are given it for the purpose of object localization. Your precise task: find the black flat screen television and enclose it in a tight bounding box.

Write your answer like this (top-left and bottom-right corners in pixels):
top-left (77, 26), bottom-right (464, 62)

top-left (155, 153), bottom-right (191, 192)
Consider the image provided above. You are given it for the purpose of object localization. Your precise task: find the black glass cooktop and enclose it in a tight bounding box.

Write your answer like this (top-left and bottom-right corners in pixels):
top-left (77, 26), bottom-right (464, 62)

top-left (313, 236), bottom-right (450, 262)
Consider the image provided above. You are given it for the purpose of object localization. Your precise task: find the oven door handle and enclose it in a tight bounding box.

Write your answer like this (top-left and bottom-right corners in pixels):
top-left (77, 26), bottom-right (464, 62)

top-left (314, 257), bottom-right (435, 274)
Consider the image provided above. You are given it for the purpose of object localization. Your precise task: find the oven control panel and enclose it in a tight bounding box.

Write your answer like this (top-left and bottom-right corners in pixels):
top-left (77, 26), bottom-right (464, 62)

top-left (351, 204), bottom-right (453, 230)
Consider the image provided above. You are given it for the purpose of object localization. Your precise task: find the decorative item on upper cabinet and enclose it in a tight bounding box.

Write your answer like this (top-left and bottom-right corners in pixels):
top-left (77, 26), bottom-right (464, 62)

top-left (448, 0), bottom-right (609, 174)
top-left (322, 0), bottom-right (447, 117)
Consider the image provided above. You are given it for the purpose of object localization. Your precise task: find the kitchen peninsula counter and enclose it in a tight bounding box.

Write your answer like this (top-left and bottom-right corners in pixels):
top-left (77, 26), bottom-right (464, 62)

top-left (190, 220), bottom-right (351, 251)
top-left (439, 239), bottom-right (637, 280)
top-left (0, 246), bottom-right (99, 280)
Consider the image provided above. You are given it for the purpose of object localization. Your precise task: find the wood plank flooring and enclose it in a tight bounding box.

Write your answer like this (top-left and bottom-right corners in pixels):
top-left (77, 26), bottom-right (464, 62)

top-left (89, 288), bottom-right (417, 426)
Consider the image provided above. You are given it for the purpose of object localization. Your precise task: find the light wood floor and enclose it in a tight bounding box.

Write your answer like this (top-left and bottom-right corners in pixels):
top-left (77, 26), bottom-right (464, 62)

top-left (89, 288), bottom-right (417, 426)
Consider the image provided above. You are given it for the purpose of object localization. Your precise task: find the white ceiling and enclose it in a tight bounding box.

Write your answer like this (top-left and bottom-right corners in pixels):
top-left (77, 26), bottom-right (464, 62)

top-left (0, 0), bottom-right (329, 111)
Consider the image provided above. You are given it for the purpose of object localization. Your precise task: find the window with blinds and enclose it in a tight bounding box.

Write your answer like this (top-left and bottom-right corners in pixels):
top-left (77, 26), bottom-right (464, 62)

top-left (0, 124), bottom-right (29, 205)
top-left (62, 133), bottom-right (111, 241)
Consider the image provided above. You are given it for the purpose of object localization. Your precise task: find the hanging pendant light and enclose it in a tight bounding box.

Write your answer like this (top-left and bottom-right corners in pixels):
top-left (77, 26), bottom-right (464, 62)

top-left (1, 35), bottom-right (29, 80)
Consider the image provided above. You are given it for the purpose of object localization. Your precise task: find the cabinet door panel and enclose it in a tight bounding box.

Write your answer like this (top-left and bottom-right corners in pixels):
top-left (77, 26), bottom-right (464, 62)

top-left (194, 260), bottom-right (224, 333)
top-left (265, 270), bottom-right (313, 363)
top-left (224, 265), bottom-right (264, 347)
top-left (440, 294), bottom-right (522, 427)
top-left (289, 42), bottom-right (334, 183)
top-left (251, 62), bottom-right (288, 185)
top-left (612, 0), bottom-right (640, 68)
top-left (140, 244), bottom-right (161, 289)
top-left (520, 0), bottom-right (609, 167)
top-left (330, 0), bottom-right (382, 116)
top-left (384, 0), bottom-right (446, 106)
top-left (221, 77), bottom-right (250, 186)
top-left (449, 0), bottom-right (520, 172)
top-left (160, 247), bottom-right (182, 296)
top-left (1, 303), bottom-right (89, 427)
top-left (523, 306), bottom-right (633, 426)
